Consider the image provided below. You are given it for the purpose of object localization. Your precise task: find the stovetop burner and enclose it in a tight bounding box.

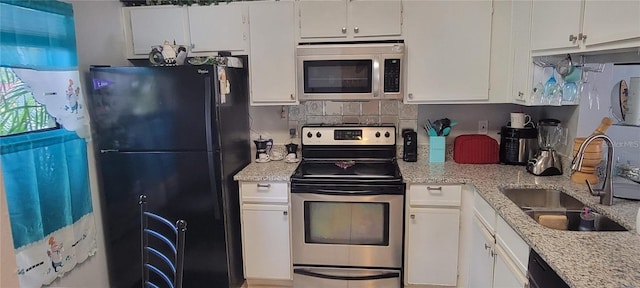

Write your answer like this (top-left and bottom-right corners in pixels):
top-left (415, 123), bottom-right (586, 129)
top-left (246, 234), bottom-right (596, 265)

top-left (291, 159), bottom-right (401, 181)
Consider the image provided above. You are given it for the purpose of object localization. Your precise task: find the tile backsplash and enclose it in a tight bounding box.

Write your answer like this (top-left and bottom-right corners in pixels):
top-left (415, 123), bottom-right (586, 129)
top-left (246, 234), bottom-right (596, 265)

top-left (287, 100), bottom-right (418, 138)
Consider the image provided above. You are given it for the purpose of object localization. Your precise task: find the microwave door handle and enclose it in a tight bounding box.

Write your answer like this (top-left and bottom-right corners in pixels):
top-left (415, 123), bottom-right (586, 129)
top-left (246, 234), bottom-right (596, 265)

top-left (294, 268), bottom-right (399, 281)
top-left (372, 58), bottom-right (380, 98)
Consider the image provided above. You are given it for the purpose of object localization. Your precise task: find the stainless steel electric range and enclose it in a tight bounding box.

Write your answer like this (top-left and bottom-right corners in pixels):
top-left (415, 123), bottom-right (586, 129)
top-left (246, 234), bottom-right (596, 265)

top-left (290, 125), bottom-right (405, 288)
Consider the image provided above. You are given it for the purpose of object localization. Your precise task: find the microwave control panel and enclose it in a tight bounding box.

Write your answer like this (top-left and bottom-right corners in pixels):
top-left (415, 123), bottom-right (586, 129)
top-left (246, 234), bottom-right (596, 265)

top-left (384, 59), bottom-right (401, 93)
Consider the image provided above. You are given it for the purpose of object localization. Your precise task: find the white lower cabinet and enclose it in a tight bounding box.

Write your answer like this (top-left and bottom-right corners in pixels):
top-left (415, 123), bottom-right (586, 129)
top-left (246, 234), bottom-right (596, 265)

top-left (469, 217), bottom-right (495, 288)
top-left (493, 244), bottom-right (528, 288)
top-left (242, 203), bottom-right (291, 279)
top-left (405, 184), bottom-right (462, 286)
top-left (468, 192), bottom-right (529, 288)
top-left (239, 181), bottom-right (291, 281)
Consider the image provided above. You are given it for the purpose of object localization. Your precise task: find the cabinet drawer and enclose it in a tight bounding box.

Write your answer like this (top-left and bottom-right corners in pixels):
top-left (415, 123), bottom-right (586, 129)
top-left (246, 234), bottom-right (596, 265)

top-left (496, 215), bottom-right (529, 275)
top-left (408, 185), bottom-right (462, 207)
top-left (241, 182), bottom-right (288, 203)
top-left (473, 192), bottom-right (496, 234)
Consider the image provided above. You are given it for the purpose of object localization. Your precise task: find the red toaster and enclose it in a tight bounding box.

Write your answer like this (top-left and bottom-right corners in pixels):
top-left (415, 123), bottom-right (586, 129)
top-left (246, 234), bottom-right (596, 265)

top-left (453, 134), bottom-right (500, 164)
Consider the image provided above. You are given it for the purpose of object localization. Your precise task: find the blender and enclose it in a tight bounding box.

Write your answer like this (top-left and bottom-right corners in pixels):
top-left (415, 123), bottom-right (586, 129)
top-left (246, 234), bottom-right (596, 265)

top-left (527, 119), bottom-right (563, 176)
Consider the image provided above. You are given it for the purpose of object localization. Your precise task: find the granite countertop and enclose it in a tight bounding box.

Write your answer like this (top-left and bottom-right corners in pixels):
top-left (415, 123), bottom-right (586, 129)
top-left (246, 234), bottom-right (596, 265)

top-left (398, 159), bottom-right (640, 288)
top-left (233, 159), bottom-right (300, 182)
top-left (234, 158), bottom-right (640, 288)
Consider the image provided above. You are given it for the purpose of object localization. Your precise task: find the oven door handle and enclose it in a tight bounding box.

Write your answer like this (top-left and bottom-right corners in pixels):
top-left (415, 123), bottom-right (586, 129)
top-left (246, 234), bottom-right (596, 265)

top-left (313, 189), bottom-right (385, 195)
top-left (293, 268), bottom-right (400, 281)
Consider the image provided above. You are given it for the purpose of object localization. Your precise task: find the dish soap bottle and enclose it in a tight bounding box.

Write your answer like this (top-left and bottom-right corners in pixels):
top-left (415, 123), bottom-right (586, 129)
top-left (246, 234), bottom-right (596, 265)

top-left (579, 207), bottom-right (595, 231)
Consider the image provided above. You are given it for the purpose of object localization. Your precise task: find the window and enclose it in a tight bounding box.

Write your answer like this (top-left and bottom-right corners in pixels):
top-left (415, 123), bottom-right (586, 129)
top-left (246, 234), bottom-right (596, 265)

top-left (0, 67), bottom-right (58, 136)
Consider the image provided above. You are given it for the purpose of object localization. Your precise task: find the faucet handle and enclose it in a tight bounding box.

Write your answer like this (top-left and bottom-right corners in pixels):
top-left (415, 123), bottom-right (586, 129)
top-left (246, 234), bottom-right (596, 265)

top-left (585, 179), bottom-right (598, 196)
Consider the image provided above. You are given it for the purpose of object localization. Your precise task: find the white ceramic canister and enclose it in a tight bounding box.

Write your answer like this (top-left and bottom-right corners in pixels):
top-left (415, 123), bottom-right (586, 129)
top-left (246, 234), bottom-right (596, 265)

top-left (626, 77), bottom-right (640, 126)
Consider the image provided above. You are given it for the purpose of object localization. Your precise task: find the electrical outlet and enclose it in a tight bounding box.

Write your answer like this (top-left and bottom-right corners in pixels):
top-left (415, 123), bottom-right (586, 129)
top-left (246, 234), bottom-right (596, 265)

top-left (478, 120), bottom-right (488, 134)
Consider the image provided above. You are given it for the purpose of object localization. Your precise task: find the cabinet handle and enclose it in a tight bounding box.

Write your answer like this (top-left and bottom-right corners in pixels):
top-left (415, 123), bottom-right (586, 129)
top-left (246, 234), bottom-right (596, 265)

top-left (426, 186), bottom-right (443, 193)
top-left (283, 211), bottom-right (288, 216)
top-left (484, 243), bottom-right (491, 250)
top-left (490, 249), bottom-right (496, 257)
top-left (578, 33), bottom-right (587, 41)
top-left (342, 27), bottom-right (347, 34)
top-left (257, 183), bottom-right (271, 188)
top-left (354, 27), bottom-right (359, 33)
top-left (410, 214), bottom-right (415, 219)
top-left (290, 94), bottom-right (294, 100)
top-left (569, 34), bottom-right (577, 42)
top-left (408, 93), bottom-right (414, 99)
top-left (518, 91), bottom-right (524, 97)
top-left (190, 43), bottom-right (195, 49)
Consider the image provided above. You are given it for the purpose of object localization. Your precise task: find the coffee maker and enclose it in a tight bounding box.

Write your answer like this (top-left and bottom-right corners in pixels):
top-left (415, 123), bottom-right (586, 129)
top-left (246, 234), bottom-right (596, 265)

top-left (285, 143), bottom-right (299, 162)
top-left (527, 119), bottom-right (563, 176)
top-left (499, 126), bottom-right (538, 165)
top-left (253, 136), bottom-right (273, 162)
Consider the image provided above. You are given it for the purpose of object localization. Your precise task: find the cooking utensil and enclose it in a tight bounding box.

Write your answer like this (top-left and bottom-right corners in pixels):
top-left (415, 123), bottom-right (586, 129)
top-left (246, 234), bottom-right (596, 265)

top-left (556, 54), bottom-right (573, 78)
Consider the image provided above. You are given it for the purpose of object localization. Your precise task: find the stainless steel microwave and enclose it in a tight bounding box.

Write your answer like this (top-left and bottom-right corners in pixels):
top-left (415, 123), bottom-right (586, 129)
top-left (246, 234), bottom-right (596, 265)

top-left (297, 43), bottom-right (405, 101)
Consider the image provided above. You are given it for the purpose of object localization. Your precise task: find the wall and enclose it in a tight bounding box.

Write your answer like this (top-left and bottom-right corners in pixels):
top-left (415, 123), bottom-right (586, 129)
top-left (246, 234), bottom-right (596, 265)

top-left (44, 1), bottom-right (127, 287)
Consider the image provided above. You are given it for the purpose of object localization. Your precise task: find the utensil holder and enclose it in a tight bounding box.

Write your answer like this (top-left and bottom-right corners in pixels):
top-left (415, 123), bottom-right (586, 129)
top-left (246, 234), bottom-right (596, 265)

top-left (429, 136), bottom-right (446, 163)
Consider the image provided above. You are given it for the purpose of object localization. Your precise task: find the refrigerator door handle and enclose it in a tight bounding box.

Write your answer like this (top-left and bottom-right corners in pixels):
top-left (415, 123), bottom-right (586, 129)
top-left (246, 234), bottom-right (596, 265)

top-left (100, 149), bottom-right (119, 153)
top-left (204, 76), bottom-right (222, 220)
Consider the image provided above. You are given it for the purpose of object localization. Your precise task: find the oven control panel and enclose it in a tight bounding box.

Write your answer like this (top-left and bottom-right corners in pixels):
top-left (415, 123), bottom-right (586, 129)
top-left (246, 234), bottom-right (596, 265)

top-left (302, 126), bottom-right (396, 145)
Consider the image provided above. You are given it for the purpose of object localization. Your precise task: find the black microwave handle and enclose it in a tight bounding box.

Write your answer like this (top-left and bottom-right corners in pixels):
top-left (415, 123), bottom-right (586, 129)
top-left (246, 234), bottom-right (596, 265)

top-left (294, 268), bottom-right (399, 281)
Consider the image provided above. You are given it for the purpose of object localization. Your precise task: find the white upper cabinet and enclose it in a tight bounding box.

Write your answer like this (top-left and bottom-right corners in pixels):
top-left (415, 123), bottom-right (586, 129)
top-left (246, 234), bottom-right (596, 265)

top-left (582, 0), bottom-right (640, 48)
top-left (531, 0), bottom-right (640, 55)
top-left (129, 6), bottom-right (189, 55)
top-left (403, 1), bottom-right (492, 103)
top-left (187, 4), bottom-right (247, 53)
top-left (125, 4), bottom-right (248, 58)
top-left (248, 1), bottom-right (297, 105)
top-left (298, 0), bottom-right (401, 41)
top-left (530, 0), bottom-right (582, 52)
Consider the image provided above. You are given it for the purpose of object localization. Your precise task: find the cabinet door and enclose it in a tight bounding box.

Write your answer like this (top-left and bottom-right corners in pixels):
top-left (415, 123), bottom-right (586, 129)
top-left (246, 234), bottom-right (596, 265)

top-left (403, 1), bottom-right (492, 103)
top-left (511, 0), bottom-right (533, 104)
top-left (468, 217), bottom-right (494, 288)
top-left (299, 0), bottom-right (347, 39)
top-left (242, 204), bottom-right (291, 280)
top-left (187, 4), bottom-right (247, 53)
top-left (407, 208), bottom-right (460, 286)
top-left (530, 0), bottom-right (582, 51)
top-left (248, 1), bottom-right (297, 105)
top-left (582, 0), bottom-right (640, 47)
top-left (348, 0), bottom-right (401, 37)
top-left (129, 6), bottom-right (189, 55)
top-left (493, 244), bottom-right (528, 288)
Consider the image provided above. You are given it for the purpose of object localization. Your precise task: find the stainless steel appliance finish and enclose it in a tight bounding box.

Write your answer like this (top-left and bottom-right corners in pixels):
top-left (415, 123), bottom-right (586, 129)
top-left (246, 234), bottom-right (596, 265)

top-left (293, 266), bottom-right (401, 288)
top-left (499, 126), bottom-right (538, 165)
top-left (297, 43), bottom-right (405, 101)
top-left (527, 119), bottom-right (563, 176)
top-left (291, 188), bottom-right (404, 268)
top-left (291, 125), bottom-right (404, 288)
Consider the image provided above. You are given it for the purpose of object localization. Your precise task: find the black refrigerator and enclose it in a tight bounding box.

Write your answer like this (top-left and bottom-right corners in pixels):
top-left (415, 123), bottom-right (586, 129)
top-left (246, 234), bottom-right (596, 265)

top-left (86, 63), bottom-right (250, 288)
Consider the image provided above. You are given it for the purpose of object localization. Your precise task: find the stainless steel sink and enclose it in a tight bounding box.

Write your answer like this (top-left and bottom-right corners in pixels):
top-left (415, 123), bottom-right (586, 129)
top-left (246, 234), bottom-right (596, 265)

top-left (500, 188), bottom-right (584, 210)
top-left (524, 210), bottom-right (627, 232)
top-left (500, 188), bottom-right (628, 232)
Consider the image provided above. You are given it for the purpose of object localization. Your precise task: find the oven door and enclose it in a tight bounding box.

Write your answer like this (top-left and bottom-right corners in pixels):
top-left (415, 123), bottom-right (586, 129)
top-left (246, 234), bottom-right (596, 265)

top-left (297, 55), bottom-right (379, 101)
top-left (291, 184), bottom-right (404, 268)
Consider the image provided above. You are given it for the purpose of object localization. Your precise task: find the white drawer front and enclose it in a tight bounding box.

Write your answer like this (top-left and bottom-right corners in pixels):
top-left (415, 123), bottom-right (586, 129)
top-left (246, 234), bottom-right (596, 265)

top-left (241, 182), bottom-right (288, 203)
top-left (473, 192), bottom-right (496, 234)
top-left (496, 215), bottom-right (529, 275)
top-left (408, 185), bottom-right (462, 207)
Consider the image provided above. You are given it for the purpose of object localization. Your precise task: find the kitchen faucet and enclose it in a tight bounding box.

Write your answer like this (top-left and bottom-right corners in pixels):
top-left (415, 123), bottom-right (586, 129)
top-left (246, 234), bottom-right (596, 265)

top-left (571, 133), bottom-right (615, 205)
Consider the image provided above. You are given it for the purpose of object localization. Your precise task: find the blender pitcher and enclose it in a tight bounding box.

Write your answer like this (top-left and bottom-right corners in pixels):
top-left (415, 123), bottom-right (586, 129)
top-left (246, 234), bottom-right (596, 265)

top-left (537, 119), bottom-right (562, 151)
top-left (527, 119), bottom-right (563, 176)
